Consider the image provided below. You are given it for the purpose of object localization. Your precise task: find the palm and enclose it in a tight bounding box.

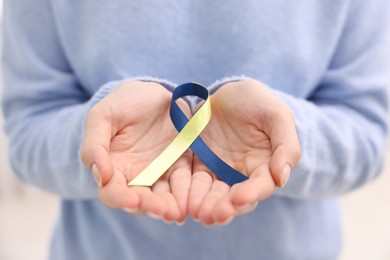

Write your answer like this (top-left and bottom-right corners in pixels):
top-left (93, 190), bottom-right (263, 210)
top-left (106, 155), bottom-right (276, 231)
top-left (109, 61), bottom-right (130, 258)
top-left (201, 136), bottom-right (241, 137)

top-left (83, 82), bottom-right (192, 222)
top-left (200, 103), bottom-right (273, 178)
top-left (188, 80), bottom-right (301, 225)
top-left (108, 105), bottom-right (192, 221)
top-left (109, 105), bottom-right (181, 180)
top-left (189, 94), bottom-right (276, 225)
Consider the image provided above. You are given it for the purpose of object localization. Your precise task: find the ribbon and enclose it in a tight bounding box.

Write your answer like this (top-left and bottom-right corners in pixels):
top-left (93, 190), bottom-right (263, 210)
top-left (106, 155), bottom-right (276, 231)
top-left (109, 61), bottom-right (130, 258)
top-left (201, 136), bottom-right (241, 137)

top-left (128, 83), bottom-right (248, 187)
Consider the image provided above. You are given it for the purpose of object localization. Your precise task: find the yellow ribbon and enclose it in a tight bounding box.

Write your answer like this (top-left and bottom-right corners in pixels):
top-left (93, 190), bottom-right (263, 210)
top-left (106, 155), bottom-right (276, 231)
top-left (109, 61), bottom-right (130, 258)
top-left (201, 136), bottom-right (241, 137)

top-left (128, 89), bottom-right (211, 187)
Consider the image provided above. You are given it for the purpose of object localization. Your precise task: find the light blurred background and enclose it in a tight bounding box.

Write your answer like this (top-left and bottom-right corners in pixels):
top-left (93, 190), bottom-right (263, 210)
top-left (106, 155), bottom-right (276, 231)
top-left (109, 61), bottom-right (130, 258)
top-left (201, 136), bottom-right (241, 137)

top-left (0, 3), bottom-right (390, 260)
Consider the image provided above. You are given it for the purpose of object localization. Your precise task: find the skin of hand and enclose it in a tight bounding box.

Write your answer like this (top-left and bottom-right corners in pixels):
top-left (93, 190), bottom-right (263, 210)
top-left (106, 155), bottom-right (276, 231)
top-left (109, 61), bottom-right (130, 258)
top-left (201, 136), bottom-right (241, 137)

top-left (81, 81), bottom-right (192, 223)
top-left (188, 79), bottom-right (301, 226)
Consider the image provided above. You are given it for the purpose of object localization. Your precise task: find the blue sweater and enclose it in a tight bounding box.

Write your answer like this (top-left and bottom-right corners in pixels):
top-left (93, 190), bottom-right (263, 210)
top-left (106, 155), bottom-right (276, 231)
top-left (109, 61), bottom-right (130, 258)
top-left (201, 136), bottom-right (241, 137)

top-left (2, 1), bottom-right (390, 259)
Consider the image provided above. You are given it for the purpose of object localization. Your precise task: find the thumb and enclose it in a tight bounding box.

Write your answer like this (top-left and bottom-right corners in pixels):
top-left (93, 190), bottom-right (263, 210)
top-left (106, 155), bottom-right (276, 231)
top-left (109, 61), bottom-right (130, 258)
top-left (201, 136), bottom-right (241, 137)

top-left (81, 106), bottom-right (114, 187)
top-left (268, 111), bottom-right (301, 188)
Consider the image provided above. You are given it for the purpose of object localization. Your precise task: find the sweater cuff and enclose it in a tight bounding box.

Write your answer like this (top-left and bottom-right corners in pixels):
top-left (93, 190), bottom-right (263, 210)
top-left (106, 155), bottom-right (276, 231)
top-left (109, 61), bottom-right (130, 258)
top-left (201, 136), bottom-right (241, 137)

top-left (207, 75), bottom-right (253, 94)
top-left (189, 76), bottom-right (253, 111)
top-left (88, 77), bottom-right (177, 108)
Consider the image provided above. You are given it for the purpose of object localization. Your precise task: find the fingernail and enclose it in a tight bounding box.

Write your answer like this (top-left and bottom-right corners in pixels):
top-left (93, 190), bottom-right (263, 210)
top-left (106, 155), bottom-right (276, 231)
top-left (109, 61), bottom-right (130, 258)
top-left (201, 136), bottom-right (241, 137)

top-left (217, 216), bottom-right (234, 226)
top-left (281, 165), bottom-right (291, 188)
top-left (122, 208), bottom-right (137, 214)
top-left (236, 202), bottom-right (258, 214)
top-left (203, 222), bottom-right (214, 228)
top-left (147, 212), bottom-right (162, 220)
top-left (92, 164), bottom-right (102, 187)
top-left (176, 220), bottom-right (186, 226)
top-left (163, 219), bottom-right (174, 224)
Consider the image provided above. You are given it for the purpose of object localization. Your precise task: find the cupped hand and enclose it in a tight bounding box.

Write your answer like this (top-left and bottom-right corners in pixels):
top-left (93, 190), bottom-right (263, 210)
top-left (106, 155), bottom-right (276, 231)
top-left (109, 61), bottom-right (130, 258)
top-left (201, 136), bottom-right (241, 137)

top-left (188, 80), bottom-right (301, 226)
top-left (81, 81), bottom-right (192, 223)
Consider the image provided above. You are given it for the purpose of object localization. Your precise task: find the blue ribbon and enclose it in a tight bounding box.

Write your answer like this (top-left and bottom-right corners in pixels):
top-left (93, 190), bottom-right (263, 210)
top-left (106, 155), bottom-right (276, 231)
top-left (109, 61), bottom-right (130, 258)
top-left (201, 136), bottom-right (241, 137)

top-left (170, 82), bottom-right (248, 185)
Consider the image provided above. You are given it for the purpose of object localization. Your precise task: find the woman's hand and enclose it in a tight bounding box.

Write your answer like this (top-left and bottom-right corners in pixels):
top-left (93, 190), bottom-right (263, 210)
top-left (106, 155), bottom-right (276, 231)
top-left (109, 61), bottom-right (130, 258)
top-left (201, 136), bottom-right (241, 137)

top-left (81, 81), bottom-right (192, 223)
top-left (188, 80), bottom-right (301, 226)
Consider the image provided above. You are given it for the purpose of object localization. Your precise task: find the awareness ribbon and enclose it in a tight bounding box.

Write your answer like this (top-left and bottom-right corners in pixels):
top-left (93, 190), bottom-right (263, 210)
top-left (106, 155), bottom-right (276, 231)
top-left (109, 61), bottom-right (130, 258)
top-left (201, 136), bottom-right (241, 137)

top-left (128, 83), bottom-right (248, 187)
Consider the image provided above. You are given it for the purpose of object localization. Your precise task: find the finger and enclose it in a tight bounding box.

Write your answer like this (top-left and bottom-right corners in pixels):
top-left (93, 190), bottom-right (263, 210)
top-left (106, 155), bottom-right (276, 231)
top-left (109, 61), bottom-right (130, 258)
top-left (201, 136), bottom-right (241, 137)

top-left (235, 201), bottom-right (258, 215)
top-left (151, 178), bottom-right (181, 222)
top-left (81, 106), bottom-right (114, 186)
top-left (212, 194), bottom-right (258, 224)
top-left (169, 160), bottom-right (192, 224)
top-left (188, 170), bottom-right (213, 220)
top-left (210, 196), bottom-right (236, 224)
top-left (230, 165), bottom-right (275, 207)
top-left (268, 110), bottom-right (301, 187)
top-left (197, 180), bottom-right (230, 226)
top-left (134, 186), bottom-right (168, 218)
top-left (100, 169), bottom-right (168, 218)
top-left (99, 169), bottom-right (141, 210)
top-left (123, 208), bottom-right (145, 216)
